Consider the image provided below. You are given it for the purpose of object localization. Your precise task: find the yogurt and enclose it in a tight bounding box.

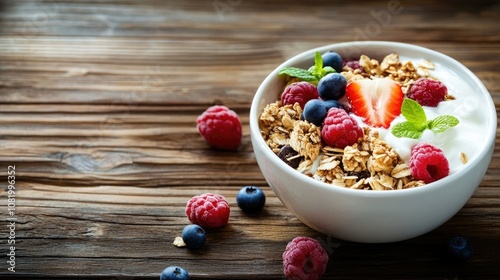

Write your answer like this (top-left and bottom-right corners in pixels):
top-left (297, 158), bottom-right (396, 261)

top-left (371, 57), bottom-right (486, 174)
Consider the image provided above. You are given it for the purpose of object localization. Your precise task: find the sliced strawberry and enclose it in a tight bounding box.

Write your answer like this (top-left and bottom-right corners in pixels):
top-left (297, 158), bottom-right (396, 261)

top-left (345, 78), bottom-right (404, 128)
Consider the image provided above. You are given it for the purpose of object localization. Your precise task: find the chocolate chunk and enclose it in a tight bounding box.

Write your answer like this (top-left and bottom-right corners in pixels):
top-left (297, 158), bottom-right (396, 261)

top-left (347, 170), bottom-right (371, 181)
top-left (277, 145), bottom-right (303, 169)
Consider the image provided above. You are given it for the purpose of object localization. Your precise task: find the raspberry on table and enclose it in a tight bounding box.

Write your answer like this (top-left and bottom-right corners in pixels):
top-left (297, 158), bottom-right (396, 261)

top-left (321, 108), bottom-right (363, 149)
top-left (281, 81), bottom-right (319, 109)
top-left (185, 193), bottom-right (230, 228)
top-left (196, 105), bottom-right (242, 150)
top-left (407, 78), bottom-right (447, 107)
top-left (282, 236), bottom-right (329, 280)
top-left (409, 143), bottom-right (450, 184)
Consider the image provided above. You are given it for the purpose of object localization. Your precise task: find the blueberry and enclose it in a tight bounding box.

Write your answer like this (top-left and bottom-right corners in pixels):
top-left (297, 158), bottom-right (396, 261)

top-left (181, 224), bottom-right (206, 249)
top-left (323, 99), bottom-right (344, 111)
top-left (236, 186), bottom-right (266, 213)
top-left (446, 236), bottom-right (473, 261)
top-left (317, 73), bottom-right (347, 101)
top-left (303, 99), bottom-right (327, 126)
top-left (160, 266), bottom-right (190, 280)
top-left (322, 51), bottom-right (343, 73)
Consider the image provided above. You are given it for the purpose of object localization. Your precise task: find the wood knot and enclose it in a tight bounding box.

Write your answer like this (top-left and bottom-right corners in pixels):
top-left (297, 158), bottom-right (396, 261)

top-left (61, 153), bottom-right (133, 173)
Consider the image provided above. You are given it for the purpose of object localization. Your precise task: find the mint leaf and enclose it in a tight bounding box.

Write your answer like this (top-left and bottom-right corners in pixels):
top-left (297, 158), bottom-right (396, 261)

top-left (308, 52), bottom-right (325, 80)
top-left (428, 115), bottom-right (459, 133)
top-left (314, 51), bottom-right (323, 71)
top-left (401, 98), bottom-right (426, 126)
top-left (391, 121), bottom-right (424, 139)
top-left (307, 65), bottom-right (319, 78)
top-left (321, 66), bottom-right (336, 76)
top-left (391, 98), bottom-right (460, 139)
top-left (307, 65), bottom-right (335, 80)
top-left (279, 51), bottom-right (336, 83)
top-left (279, 67), bottom-right (317, 81)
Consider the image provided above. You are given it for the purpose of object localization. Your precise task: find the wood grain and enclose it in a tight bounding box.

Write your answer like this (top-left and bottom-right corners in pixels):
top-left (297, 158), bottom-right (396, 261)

top-left (0, 0), bottom-right (499, 279)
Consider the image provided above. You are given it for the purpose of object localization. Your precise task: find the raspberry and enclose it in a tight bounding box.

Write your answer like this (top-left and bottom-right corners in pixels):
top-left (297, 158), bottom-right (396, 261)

top-left (409, 143), bottom-right (450, 184)
top-left (282, 236), bottom-right (329, 280)
top-left (321, 108), bottom-right (363, 149)
top-left (281, 82), bottom-right (319, 109)
top-left (342, 58), bottom-right (363, 71)
top-left (185, 193), bottom-right (230, 228)
top-left (196, 105), bottom-right (242, 150)
top-left (407, 78), bottom-right (447, 107)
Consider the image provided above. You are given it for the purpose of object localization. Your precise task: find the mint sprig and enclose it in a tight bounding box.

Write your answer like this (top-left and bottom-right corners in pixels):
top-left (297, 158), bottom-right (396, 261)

top-left (391, 99), bottom-right (459, 139)
top-left (277, 67), bottom-right (317, 82)
top-left (278, 52), bottom-right (335, 84)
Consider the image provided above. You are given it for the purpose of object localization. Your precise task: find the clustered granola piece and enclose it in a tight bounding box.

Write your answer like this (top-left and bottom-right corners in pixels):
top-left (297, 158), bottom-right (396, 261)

top-left (339, 67), bottom-right (366, 83)
top-left (341, 53), bottom-right (437, 94)
top-left (313, 127), bottom-right (424, 190)
top-left (259, 101), bottom-right (302, 153)
top-left (259, 100), bottom-right (322, 172)
top-left (289, 120), bottom-right (322, 161)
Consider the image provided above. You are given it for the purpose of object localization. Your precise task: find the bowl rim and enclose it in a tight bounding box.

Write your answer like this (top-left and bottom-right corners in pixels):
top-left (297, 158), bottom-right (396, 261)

top-left (250, 40), bottom-right (497, 198)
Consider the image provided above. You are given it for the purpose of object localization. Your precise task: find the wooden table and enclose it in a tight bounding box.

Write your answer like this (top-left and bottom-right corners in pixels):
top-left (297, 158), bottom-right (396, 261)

top-left (0, 0), bottom-right (499, 279)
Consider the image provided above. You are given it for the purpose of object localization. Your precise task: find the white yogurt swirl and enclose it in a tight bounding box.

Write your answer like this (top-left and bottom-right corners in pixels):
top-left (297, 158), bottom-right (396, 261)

top-left (369, 59), bottom-right (486, 174)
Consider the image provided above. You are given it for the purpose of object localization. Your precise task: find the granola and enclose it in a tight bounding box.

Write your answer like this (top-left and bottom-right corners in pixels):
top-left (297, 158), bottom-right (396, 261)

top-left (310, 127), bottom-right (423, 190)
top-left (357, 53), bottom-right (437, 94)
top-left (259, 101), bottom-right (302, 153)
top-left (289, 120), bottom-right (322, 161)
top-left (258, 53), bottom-right (434, 190)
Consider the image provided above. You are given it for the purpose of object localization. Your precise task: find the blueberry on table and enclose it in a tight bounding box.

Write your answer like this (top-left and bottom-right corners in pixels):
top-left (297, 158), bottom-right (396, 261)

top-left (237, 186), bottom-right (266, 213)
top-left (181, 224), bottom-right (206, 249)
top-left (160, 266), bottom-right (190, 280)
top-left (317, 73), bottom-right (347, 101)
top-left (322, 51), bottom-right (343, 73)
top-left (446, 236), bottom-right (473, 261)
top-left (303, 99), bottom-right (327, 127)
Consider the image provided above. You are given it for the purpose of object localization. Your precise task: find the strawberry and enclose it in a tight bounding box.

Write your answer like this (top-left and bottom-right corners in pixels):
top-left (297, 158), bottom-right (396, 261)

top-left (345, 78), bottom-right (404, 128)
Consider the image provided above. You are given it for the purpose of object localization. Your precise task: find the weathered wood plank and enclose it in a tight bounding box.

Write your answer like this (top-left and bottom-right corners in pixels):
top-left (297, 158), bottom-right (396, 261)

top-left (0, 0), bottom-right (499, 279)
top-left (1, 183), bottom-right (499, 278)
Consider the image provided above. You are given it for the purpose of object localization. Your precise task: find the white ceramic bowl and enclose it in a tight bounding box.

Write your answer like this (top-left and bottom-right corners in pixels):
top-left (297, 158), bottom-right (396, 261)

top-left (250, 41), bottom-right (496, 243)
